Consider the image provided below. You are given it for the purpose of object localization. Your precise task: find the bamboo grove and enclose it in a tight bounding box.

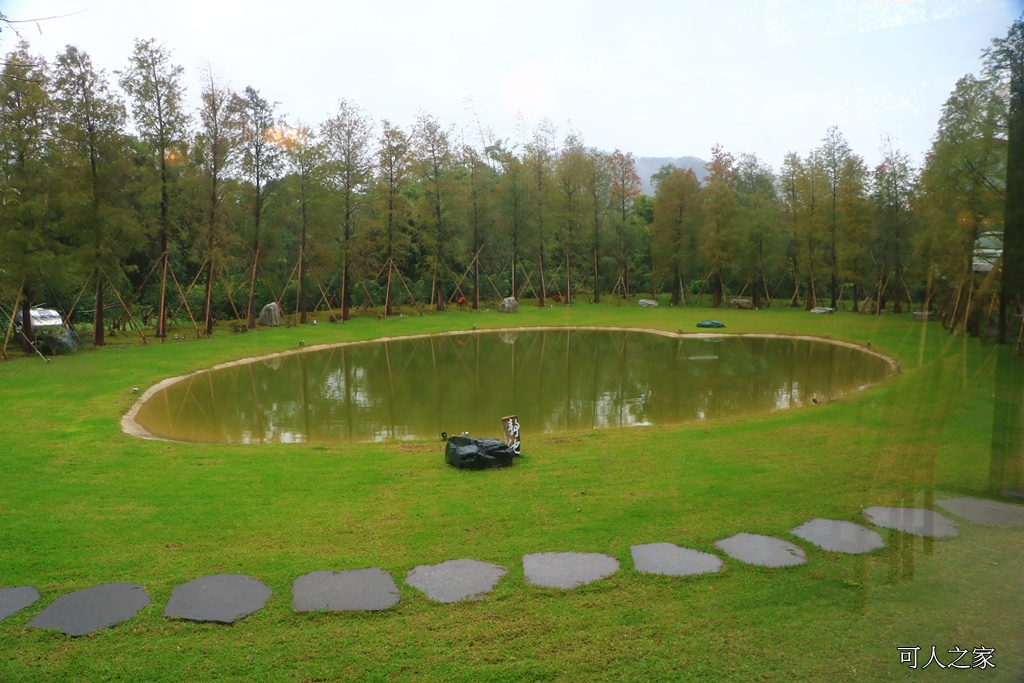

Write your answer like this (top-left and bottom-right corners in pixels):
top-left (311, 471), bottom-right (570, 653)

top-left (1, 17), bottom-right (1022, 353)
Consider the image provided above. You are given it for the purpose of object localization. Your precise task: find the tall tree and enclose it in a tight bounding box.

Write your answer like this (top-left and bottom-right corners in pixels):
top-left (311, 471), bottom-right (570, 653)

top-left (235, 85), bottom-right (282, 328)
top-left (795, 151), bottom-right (828, 308)
top-left (871, 138), bottom-right (918, 314)
top-left (835, 154), bottom-right (872, 310)
top-left (490, 141), bottom-right (527, 298)
top-left (413, 113), bottom-right (457, 312)
top-left (322, 99), bottom-right (373, 320)
top-left (0, 42), bottom-right (57, 352)
top-left (192, 63), bottom-right (239, 334)
top-left (523, 123), bottom-right (557, 306)
top-left (281, 124), bottom-right (323, 324)
top-left (700, 144), bottom-right (738, 307)
top-left (119, 38), bottom-right (188, 339)
top-left (460, 143), bottom-right (495, 310)
top-left (554, 134), bottom-right (588, 304)
top-left (984, 14), bottom-right (1024, 344)
top-left (54, 45), bottom-right (138, 347)
top-left (734, 153), bottom-right (781, 308)
top-left (651, 168), bottom-right (702, 305)
top-left (370, 120), bottom-right (412, 316)
top-left (583, 148), bottom-right (611, 302)
top-left (607, 149), bottom-right (640, 300)
top-left (817, 126), bottom-right (854, 308)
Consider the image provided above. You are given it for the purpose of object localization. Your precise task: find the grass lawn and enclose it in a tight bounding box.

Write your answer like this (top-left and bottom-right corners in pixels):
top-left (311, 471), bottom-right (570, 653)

top-left (1, 301), bottom-right (1022, 681)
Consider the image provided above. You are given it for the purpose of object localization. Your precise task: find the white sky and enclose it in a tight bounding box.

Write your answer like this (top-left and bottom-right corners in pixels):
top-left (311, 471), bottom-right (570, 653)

top-left (4, 0), bottom-right (1023, 171)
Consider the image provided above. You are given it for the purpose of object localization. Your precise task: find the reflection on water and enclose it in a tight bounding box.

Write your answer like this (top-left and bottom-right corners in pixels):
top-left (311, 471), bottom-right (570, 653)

top-left (133, 330), bottom-right (891, 444)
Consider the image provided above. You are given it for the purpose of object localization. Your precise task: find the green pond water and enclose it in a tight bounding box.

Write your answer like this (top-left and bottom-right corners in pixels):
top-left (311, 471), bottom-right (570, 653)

top-left (133, 329), bottom-right (891, 444)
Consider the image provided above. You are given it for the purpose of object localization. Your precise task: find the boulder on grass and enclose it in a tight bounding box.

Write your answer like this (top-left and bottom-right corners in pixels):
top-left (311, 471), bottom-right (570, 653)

top-left (259, 302), bottom-right (282, 326)
top-left (638, 299), bottom-right (658, 308)
top-left (728, 298), bottom-right (754, 309)
top-left (498, 297), bottom-right (518, 313)
top-left (445, 436), bottom-right (515, 470)
top-left (696, 320), bottom-right (726, 329)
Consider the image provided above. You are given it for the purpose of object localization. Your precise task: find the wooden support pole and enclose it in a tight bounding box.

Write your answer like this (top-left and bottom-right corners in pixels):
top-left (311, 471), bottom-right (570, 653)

top-left (104, 272), bottom-right (148, 346)
top-left (168, 265), bottom-right (202, 339)
top-left (2, 281), bottom-right (24, 361)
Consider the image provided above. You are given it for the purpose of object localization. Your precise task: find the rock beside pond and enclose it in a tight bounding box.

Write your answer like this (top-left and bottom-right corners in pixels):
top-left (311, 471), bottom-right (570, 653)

top-left (638, 299), bottom-right (658, 308)
top-left (445, 436), bottom-right (515, 470)
top-left (696, 320), bottom-right (726, 329)
top-left (498, 297), bottom-right (518, 313)
top-left (259, 302), bottom-right (282, 326)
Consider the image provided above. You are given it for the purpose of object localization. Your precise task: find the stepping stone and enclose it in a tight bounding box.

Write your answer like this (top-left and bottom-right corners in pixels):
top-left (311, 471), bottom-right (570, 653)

top-left (405, 559), bottom-right (507, 603)
top-left (292, 568), bottom-right (399, 612)
top-left (630, 543), bottom-right (723, 576)
top-left (862, 506), bottom-right (958, 537)
top-left (790, 519), bottom-right (885, 554)
top-left (28, 583), bottom-right (149, 637)
top-left (937, 497), bottom-right (1024, 527)
top-left (522, 552), bottom-right (619, 589)
top-left (163, 574), bottom-right (271, 623)
top-left (0, 586), bottom-right (40, 621)
top-left (714, 533), bottom-right (806, 567)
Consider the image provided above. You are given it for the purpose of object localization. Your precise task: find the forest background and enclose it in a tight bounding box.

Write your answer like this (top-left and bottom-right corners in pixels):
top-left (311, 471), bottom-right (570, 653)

top-left (1, 10), bottom-right (1022, 354)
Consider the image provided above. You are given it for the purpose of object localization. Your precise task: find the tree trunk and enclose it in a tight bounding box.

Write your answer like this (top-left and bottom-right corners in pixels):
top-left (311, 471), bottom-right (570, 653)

top-left (93, 274), bottom-right (105, 347)
top-left (538, 248), bottom-right (547, 307)
top-left (204, 259), bottom-right (215, 336)
top-left (999, 49), bottom-right (1024, 345)
top-left (246, 242), bottom-right (259, 329)
top-left (20, 296), bottom-right (35, 353)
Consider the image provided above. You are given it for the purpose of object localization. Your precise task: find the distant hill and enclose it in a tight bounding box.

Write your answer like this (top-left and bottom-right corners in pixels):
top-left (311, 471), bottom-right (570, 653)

top-left (635, 156), bottom-right (707, 196)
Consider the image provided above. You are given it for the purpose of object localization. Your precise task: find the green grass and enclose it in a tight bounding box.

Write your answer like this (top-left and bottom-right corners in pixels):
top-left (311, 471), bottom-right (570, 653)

top-left (1, 301), bottom-right (1022, 681)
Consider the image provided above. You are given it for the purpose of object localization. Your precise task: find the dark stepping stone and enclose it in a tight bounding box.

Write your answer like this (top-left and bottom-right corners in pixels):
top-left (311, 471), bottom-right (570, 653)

top-left (790, 519), bottom-right (885, 554)
top-left (292, 568), bottom-right (399, 612)
top-left (522, 552), bottom-right (619, 589)
top-left (937, 497), bottom-right (1024, 527)
top-left (630, 543), bottom-right (723, 576)
top-left (714, 533), bottom-right (806, 567)
top-left (0, 586), bottom-right (40, 621)
top-left (163, 574), bottom-right (271, 623)
top-left (28, 583), bottom-right (149, 637)
top-left (862, 506), bottom-right (958, 537)
top-left (405, 559), bottom-right (507, 603)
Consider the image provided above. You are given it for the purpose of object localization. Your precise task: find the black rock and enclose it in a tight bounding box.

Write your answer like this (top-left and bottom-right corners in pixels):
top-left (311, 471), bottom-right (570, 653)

top-left (29, 583), bottom-right (150, 637)
top-left (445, 435), bottom-right (515, 470)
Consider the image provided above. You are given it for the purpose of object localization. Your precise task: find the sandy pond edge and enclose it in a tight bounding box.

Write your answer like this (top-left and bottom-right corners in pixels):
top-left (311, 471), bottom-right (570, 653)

top-left (120, 326), bottom-right (899, 442)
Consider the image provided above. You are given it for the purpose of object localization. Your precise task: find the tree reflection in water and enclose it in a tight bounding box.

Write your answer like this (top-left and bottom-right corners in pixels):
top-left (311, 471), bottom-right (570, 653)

top-left (134, 330), bottom-right (890, 444)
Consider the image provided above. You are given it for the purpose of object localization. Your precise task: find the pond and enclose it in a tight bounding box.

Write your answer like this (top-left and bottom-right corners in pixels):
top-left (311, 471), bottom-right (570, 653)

top-left (128, 328), bottom-right (892, 444)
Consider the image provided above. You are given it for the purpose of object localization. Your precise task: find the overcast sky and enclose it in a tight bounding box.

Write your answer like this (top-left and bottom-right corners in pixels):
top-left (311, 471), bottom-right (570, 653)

top-left (4, 0), bottom-right (1022, 171)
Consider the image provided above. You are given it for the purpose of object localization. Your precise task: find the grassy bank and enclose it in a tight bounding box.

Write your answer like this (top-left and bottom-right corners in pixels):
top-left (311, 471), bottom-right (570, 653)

top-left (1, 302), bottom-right (1021, 681)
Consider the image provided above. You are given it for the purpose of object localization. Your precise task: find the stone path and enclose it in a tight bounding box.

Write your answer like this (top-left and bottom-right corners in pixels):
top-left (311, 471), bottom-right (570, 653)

top-left (0, 586), bottom-right (39, 621)
top-left (862, 506), bottom-right (959, 537)
top-left (937, 497), bottom-right (1024, 527)
top-left (791, 519), bottom-right (885, 554)
top-left (293, 568), bottom-right (399, 612)
top-left (163, 574), bottom-right (271, 624)
top-left (714, 533), bottom-right (806, 567)
top-left (523, 552), bottom-right (619, 589)
top-left (28, 583), bottom-right (149, 637)
top-left (406, 559), bottom-right (507, 603)
top-left (630, 543), bottom-right (722, 576)
top-left (3, 498), bottom-right (1021, 636)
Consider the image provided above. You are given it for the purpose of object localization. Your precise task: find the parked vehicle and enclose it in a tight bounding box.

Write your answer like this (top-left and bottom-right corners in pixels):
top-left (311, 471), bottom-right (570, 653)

top-left (12, 306), bottom-right (64, 333)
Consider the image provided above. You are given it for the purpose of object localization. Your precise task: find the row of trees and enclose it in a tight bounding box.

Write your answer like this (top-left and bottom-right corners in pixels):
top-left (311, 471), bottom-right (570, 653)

top-left (1, 14), bottom-right (1022, 354)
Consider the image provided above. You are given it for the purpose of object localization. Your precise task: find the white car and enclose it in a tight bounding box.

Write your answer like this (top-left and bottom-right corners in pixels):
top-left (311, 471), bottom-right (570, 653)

top-left (12, 306), bottom-right (64, 333)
